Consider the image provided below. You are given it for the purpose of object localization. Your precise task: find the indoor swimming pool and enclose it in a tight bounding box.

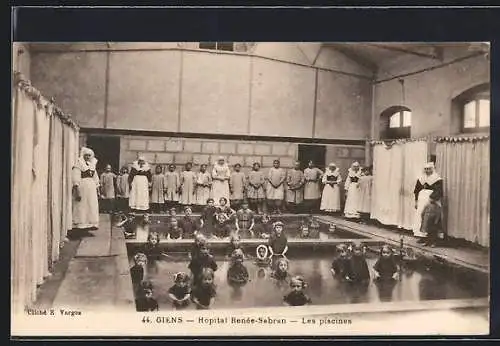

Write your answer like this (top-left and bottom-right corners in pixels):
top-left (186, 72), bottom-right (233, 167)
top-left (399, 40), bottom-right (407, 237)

top-left (123, 215), bottom-right (489, 312)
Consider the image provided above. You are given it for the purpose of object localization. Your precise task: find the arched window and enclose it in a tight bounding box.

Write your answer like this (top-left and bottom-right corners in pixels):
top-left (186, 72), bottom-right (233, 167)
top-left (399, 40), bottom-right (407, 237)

top-left (380, 106), bottom-right (412, 140)
top-left (461, 90), bottom-right (490, 133)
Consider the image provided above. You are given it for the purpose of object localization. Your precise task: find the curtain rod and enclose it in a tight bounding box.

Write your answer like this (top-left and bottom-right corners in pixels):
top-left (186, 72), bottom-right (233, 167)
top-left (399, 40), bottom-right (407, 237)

top-left (13, 71), bottom-right (80, 131)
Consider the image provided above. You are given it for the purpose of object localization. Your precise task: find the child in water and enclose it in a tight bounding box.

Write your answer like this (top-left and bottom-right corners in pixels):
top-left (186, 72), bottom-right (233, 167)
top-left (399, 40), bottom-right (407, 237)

top-left (214, 212), bottom-right (233, 239)
top-left (254, 214), bottom-right (273, 239)
top-left (346, 242), bottom-right (370, 284)
top-left (330, 243), bottom-right (350, 280)
top-left (179, 206), bottom-right (198, 239)
top-left (167, 217), bottom-right (183, 240)
top-left (271, 257), bottom-right (290, 281)
top-left (135, 280), bottom-right (159, 312)
top-left (227, 249), bottom-right (249, 285)
top-left (200, 198), bottom-right (217, 237)
top-left (188, 233), bottom-right (207, 261)
top-left (191, 267), bottom-right (217, 310)
top-left (188, 245), bottom-right (218, 286)
top-left (130, 252), bottom-right (147, 294)
top-left (254, 244), bottom-right (271, 267)
top-left (168, 272), bottom-right (191, 309)
top-left (373, 244), bottom-right (399, 281)
top-left (226, 234), bottom-right (244, 259)
top-left (143, 232), bottom-right (163, 261)
top-left (283, 276), bottom-right (312, 306)
top-left (268, 221), bottom-right (288, 267)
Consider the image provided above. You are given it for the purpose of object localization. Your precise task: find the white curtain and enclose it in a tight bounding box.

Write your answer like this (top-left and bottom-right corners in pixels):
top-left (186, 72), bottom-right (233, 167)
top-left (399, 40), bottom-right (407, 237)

top-left (11, 73), bottom-right (80, 313)
top-left (436, 137), bottom-right (489, 247)
top-left (371, 140), bottom-right (428, 229)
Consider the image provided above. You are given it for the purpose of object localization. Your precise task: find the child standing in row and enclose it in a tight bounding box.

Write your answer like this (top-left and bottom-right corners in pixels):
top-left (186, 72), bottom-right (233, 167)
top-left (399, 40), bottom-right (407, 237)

top-left (129, 157), bottom-right (152, 213)
top-left (230, 163), bottom-right (246, 211)
top-left (164, 164), bottom-right (180, 211)
top-left (100, 164), bottom-right (116, 214)
top-left (267, 160), bottom-right (286, 214)
top-left (195, 164), bottom-right (212, 209)
top-left (358, 166), bottom-right (373, 223)
top-left (286, 161), bottom-right (305, 214)
top-left (116, 166), bottom-right (130, 213)
top-left (180, 162), bottom-right (197, 208)
top-left (151, 165), bottom-right (165, 213)
top-left (247, 162), bottom-right (266, 214)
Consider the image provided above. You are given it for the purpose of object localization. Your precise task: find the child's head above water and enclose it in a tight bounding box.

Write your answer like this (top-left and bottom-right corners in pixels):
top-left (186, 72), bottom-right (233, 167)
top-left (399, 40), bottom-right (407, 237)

top-left (256, 244), bottom-right (268, 259)
top-left (200, 268), bottom-right (215, 287)
top-left (273, 221), bottom-right (284, 236)
top-left (174, 272), bottom-right (190, 288)
top-left (380, 244), bottom-right (393, 258)
top-left (336, 244), bottom-right (348, 258)
top-left (230, 234), bottom-right (241, 247)
top-left (140, 280), bottom-right (154, 298)
top-left (351, 242), bottom-right (365, 257)
top-left (241, 200), bottom-right (249, 210)
top-left (134, 252), bottom-right (147, 266)
top-left (147, 232), bottom-right (160, 246)
top-left (155, 165), bottom-right (163, 174)
top-left (276, 258), bottom-right (289, 273)
top-left (231, 248), bottom-right (245, 263)
top-left (194, 233), bottom-right (207, 246)
top-left (252, 162), bottom-right (261, 171)
top-left (290, 275), bottom-right (307, 292)
top-left (170, 217), bottom-right (178, 228)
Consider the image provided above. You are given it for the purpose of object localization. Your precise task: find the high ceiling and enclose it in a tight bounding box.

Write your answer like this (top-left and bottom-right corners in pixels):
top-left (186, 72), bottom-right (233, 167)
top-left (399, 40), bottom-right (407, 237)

top-left (323, 42), bottom-right (489, 72)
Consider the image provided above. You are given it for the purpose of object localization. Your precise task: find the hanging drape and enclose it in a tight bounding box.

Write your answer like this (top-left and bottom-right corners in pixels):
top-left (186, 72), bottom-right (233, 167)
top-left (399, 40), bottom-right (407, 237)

top-left (11, 72), bottom-right (79, 314)
top-left (435, 136), bottom-right (490, 247)
top-left (371, 139), bottom-right (428, 229)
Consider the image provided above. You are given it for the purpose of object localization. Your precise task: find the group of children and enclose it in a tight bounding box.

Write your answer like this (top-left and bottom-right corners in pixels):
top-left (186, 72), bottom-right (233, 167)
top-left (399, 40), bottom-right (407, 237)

top-left (130, 219), bottom-right (313, 311)
top-left (129, 214), bottom-right (401, 311)
top-left (98, 157), bottom-right (374, 221)
top-left (120, 196), bottom-right (321, 242)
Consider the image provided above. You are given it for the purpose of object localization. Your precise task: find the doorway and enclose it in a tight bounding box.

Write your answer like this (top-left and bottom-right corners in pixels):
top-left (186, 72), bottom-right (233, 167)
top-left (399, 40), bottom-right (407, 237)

top-left (85, 135), bottom-right (121, 175)
top-left (298, 144), bottom-right (326, 170)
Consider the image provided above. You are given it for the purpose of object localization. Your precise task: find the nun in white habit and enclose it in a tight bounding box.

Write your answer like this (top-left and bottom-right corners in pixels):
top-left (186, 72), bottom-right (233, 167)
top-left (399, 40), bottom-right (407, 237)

top-left (72, 147), bottom-right (100, 230)
top-left (343, 161), bottom-right (362, 219)
top-left (211, 156), bottom-right (231, 206)
top-left (412, 162), bottom-right (443, 240)
top-left (128, 156), bottom-right (152, 212)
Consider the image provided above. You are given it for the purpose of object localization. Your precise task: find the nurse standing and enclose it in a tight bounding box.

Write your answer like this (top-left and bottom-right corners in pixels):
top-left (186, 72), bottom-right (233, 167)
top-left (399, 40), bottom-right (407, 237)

top-left (129, 156), bottom-right (152, 213)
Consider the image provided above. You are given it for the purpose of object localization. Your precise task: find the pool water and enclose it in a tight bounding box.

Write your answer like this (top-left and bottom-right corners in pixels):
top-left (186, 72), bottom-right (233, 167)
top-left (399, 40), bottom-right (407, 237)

top-left (130, 253), bottom-right (487, 311)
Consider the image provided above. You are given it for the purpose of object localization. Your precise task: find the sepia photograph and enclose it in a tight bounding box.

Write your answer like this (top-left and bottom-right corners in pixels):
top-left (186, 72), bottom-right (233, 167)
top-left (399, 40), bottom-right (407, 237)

top-left (11, 41), bottom-right (490, 336)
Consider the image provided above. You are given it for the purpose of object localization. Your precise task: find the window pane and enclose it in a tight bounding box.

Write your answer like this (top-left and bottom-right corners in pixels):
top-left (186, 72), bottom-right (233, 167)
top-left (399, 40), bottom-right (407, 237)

top-left (478, 99), bottom-right (490, 127)
top-left (402, 111), bottom-right (412, 127)
top-left (199, 42), bottom-right (216, 50)
top-left (463, 101), bottom-right (476, 128)
top-left (389, 113), bottom-right (400, 128)
top-left (217, 42), bottom-right (234, 51)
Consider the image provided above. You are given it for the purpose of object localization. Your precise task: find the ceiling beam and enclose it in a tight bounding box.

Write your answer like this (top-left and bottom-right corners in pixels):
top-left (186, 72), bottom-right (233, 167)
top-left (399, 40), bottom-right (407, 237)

top-left (326, 44), bottom-right (378, 72)
top-left (366, 43), bottom-right (441, 60)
